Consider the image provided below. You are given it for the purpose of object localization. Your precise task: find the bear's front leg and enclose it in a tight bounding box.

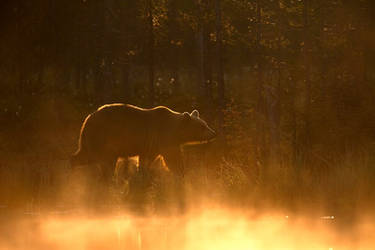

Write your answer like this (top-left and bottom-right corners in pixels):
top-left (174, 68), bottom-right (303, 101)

top-left (162, 147), bottom-right (184, 177)
top-left (163, 147), bottom-right (186, 213)
top-left (127, 154), bottom-right (156, 214)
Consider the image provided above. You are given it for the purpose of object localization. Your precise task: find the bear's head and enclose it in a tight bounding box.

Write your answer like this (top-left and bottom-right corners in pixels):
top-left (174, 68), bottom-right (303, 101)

top-left (180, 110), bottom-right (216, 145)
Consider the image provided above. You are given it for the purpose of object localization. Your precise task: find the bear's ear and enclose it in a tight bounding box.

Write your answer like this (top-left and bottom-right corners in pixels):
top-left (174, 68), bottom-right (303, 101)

top-left (183, 112), bottom-right (191, 121)
top-left (191, 110), bottom-right (199, 118)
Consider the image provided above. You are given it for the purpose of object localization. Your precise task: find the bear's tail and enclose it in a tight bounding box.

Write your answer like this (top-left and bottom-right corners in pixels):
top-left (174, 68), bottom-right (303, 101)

top-left (70, 150), bottom-right (88, 169)
top-left (71, 116), bottom-right (90, 169)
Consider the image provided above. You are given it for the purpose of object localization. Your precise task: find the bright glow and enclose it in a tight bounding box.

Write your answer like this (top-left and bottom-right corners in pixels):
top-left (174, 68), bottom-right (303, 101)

top-left (1, 207), bottom-right (374, 250)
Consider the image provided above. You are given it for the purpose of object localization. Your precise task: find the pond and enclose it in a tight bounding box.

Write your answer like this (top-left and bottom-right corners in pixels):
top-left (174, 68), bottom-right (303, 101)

top-left (0, 207), bottom-right (373, 250)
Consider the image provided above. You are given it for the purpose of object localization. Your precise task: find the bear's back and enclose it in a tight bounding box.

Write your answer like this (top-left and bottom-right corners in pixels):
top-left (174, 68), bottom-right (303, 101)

top-left (82, 104), bottom-right (178, 150)
top-left (80, 104), bottom-right (146, 153)
top-left (96, 103), bottom-right (174, 116)
top-left (87, 104), bottom-right (151, 134)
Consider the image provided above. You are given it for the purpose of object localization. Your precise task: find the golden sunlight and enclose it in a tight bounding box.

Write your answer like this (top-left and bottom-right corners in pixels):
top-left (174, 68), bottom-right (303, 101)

top-left (1, 207), bottom-right (374, 250)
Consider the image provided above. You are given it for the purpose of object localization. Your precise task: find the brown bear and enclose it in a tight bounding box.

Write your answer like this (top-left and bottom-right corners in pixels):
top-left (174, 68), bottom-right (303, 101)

top-left (70, 103), bottom-right (216, 182)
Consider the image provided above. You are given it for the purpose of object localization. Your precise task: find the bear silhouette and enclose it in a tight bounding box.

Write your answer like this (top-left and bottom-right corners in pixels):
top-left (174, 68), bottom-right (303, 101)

top-left (71, 104), bottom-right (216, 182)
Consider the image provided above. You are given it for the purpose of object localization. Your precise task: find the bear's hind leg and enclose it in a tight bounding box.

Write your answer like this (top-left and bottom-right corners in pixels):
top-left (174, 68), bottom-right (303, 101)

top-left (99, 157), bottom-right (118, 185)
top-left (89, 157), bottom-right (118, 209)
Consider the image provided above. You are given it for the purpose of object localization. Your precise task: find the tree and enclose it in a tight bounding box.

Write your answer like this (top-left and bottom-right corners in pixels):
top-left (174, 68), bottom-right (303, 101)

top-left (215, 0), bottom-right (225, 110)
top-left (147, 0), bottom-right (155, 106)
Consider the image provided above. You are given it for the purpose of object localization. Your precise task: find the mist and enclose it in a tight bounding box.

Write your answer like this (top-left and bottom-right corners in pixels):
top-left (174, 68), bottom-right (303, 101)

top-left (1, 205), bottom-right (374, 250)
top-left (1, 0), bottom-right (375, 249)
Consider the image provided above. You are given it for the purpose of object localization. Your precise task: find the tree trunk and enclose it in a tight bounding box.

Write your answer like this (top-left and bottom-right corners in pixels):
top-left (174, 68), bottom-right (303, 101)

top-left (303, 0), bottom-right (311, 160)
top-left (215, 0), bottom-right (225, 110)
top-left (15, 0), bottom-right (25, 97)
top-left (255, 0), bottom-right (266, 181)
top-left (167, 0), bottom-right (180, 95)
top-left (291, 74), bottom-right (297, 168)
top-left (197, 0), bottom-right (206, 102)
top-left (119, 0), bottom-right (132, 102)
top-left (93, 1), bottom-right (106, 105)
top-left (268, 0), bottom-right (282, 169)
top-left (197, 0), bottom-right (212, 109)
top-left (147, 0), bottom-right (155, 106)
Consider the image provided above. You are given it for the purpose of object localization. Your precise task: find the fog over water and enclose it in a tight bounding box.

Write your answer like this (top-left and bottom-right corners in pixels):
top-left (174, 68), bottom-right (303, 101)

top-left (1, 205), bottom-right (374, 250)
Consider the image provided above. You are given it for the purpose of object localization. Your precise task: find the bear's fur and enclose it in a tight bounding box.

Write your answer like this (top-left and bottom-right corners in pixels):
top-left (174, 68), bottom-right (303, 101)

top-left (71, 104), bottom-right (216, 181)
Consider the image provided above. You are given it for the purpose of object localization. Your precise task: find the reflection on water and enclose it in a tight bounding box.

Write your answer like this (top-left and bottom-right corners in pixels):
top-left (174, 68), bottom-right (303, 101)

top-left (0, 207), bottom-right (374, 250)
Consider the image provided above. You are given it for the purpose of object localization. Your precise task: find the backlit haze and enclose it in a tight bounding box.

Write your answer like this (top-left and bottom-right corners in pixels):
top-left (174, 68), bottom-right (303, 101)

top-left (1, 203), bottom-right (374, 250)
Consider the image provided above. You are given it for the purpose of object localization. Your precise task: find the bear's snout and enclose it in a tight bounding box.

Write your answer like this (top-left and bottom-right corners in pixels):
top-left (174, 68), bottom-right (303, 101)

top-left (207, 128), bottom-right (217, 141)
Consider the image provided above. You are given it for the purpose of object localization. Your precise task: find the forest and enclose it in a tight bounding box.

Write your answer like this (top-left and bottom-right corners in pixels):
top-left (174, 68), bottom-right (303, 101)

top-left (0, 0), bottom-right (375, 218)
